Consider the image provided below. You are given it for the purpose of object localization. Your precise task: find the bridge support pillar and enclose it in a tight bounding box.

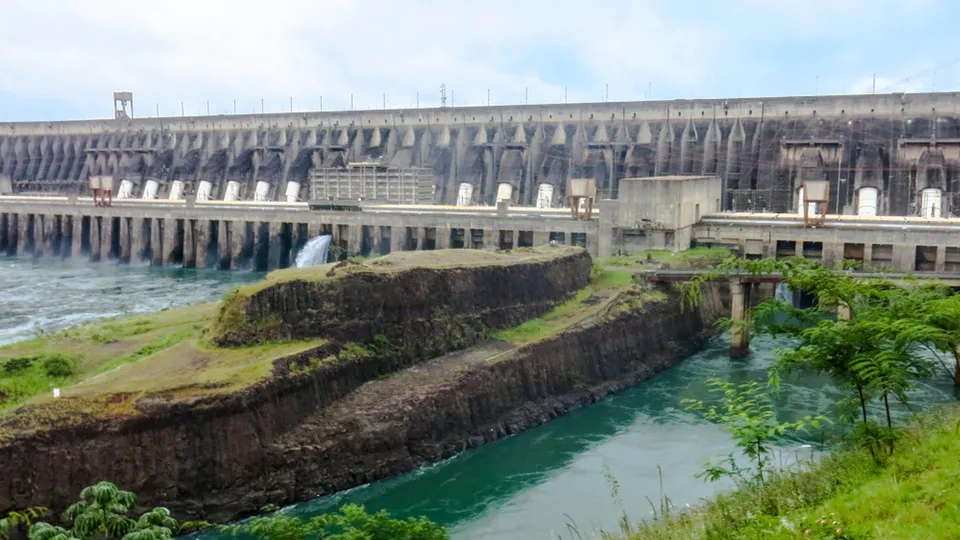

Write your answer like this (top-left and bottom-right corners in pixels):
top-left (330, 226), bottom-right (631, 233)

top-left (730, 279), bottom-right (750, 358)
top-left (954, 346), bottom-right (960, 388)
top-left (837, 301), bottom-right (851, 321)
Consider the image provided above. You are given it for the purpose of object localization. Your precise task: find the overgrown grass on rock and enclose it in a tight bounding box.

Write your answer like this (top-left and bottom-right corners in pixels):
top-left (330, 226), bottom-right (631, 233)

top-left (0, 352), bottom-right (80, 410)
top-left (612, 405), bottom-right (960, 540)
top-left (493, 265), bottom-right (635, 345)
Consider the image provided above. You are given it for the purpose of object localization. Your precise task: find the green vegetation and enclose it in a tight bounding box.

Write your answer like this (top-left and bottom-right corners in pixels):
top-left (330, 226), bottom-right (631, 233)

top-left (0, 302), bottom-right (326, 435)
top-left (617, 406), bottom-right (960, 540)
top-left (608, 257), bottom-right (960, 539)
top-left (7, 481), bottom-right (448, 540)
top-left (682, 379), bottom-right (826, 486)
top-left (236, 244), bottom-right (584, 296)
top-left (492, 265), bottom-right (636, 345)
top-left (598, 246), bottom-right (732, 271)
top-left (0, 352), bottom-right (79, 411)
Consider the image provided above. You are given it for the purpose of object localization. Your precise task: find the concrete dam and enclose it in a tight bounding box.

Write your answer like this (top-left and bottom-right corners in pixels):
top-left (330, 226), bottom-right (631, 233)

top-left (4, 91), bottom-right (960, 274)
top-left (4, 91), bottom-right (960, 215)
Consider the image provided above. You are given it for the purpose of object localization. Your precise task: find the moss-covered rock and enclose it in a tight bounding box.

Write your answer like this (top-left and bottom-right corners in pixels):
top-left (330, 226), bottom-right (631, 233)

top-left (208, 246), bottom-right (593, 351)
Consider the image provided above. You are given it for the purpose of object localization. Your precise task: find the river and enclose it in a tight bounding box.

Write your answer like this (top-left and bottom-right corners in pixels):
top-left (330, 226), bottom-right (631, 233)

top-left (1, 258), bottom-right (957, 539)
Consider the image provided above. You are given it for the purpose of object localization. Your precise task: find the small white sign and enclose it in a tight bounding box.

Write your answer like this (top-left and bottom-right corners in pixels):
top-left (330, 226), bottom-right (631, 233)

top-left (53, 388), bottom-right (60, 399)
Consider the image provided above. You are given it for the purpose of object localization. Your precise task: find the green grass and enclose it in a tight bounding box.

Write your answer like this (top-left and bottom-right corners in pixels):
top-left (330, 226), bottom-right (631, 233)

top-left (611, 405), bottom-right (960, 540)
top-left (598, 246), bottom-right (733, 271)
top-left (493, 267), bottom-right (636, 345)
top-left (0, 352), bottom-right (79, 412)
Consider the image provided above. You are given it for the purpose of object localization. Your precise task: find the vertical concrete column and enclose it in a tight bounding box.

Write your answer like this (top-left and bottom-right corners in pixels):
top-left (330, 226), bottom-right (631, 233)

top-left (822, 242), bottom-right (843, 268)
top-left (32, 215), bottom-right (45, 257)
top-left (119, 217), bottom-right (131, 263)
top-left (862, 244), bottom-right (873, 270)
top-left (837, 301), bottom-right (851, 321)
top-left (150, 219), bottom-right (163, 266)
top-left (533, 231), bottom-right (549, 247)
top-left (183, 219), bottom-right (197, 269)
top-left (307, 222), bottom-right (323, 241)
top-left (162, 218), bottom-right (178, 266)
top-left (89, 217), bottom-right (101, 262)
top-left (217, 220), bottom-right (230, 269)
top-left (130, 217), bottom-right (144, 262)
top-left (194, 221), bottom-right (209, 269)
top-left (59, 216), bottom-right (71, 258)
top-left (43, 215), bottom-right (57, 256)
top-left (936, 245), bottom-right (947, 272)
top-left (895, 245), bottom-right (915, 272)
top-left (954, 345), bottom-right (960, 388)
top-left (230, 221), bottom-right (245, 270)
top-left (72, 215), bottom-right (83, 260)
top-left (17, 214), bottom-right (29, 256)
top-left (730, 279), bottom-right (750, 359)
top-left (482, 229), bottom-right (498, 249)
top-left (434, 227), bottom-right (449, 249)
top-left (388, 226), bottom-right (404, 254)
top-left (267, 222), bottom-right (282, 270)
top-left (100, 217), bottom-right (112, 261)
top-left (347, 225), bottom-right (362, 257)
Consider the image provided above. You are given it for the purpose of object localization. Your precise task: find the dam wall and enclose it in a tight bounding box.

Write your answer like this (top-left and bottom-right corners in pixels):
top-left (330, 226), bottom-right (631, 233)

top-left (4, 92), bottom-right (960, 216)
top-left (0, 284), bottom-right (725, 522)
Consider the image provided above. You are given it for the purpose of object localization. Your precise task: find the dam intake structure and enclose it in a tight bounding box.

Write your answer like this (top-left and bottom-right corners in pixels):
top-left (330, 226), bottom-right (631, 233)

top-left (0, 245), bottom-right (724, 522)
top-left (4, 91), bottom-right (960, 217)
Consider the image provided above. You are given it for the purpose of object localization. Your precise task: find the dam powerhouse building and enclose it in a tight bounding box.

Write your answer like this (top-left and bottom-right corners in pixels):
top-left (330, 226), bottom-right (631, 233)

top-left (2, 91), bottom-right (960, 273)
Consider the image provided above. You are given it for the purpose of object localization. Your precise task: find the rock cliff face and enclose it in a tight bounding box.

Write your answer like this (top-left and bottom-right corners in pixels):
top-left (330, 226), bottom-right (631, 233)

top-left (0, 282), bottom-right (725, 523)
top-left (210, 246), bottom-right (592, 348)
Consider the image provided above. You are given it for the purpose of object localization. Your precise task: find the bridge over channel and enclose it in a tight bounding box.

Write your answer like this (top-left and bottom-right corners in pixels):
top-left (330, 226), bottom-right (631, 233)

top-left (628, 268), bottom-right (960, 363)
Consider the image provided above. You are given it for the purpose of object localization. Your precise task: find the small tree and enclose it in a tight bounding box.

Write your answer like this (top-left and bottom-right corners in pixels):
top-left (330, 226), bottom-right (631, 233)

top-left (682, 379), bottom-right (825, 486)
top-left (223, 504), bottom-right (449, 540)
top-left (27, 482), bottom-right (182, 540)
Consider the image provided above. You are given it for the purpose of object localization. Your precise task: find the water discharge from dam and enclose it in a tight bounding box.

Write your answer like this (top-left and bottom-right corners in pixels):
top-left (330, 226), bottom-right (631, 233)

top-left (294, 235), bottom-right (332, 268)
top-left (0, 260), bottom-right (957, 539)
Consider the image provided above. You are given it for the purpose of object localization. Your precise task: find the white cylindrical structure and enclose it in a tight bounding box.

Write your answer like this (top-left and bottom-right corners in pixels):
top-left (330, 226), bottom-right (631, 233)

top-left (857, 187), bottom-right (879, 217)
top-left (535, 183), bottom-right (555, 209)
top-left (141, 179), bottom-right (159, 200)
top-left (495, 183), bottom-right (514, 202)
top-left (196, 180), bottom-right (212, 201)
top-left (254, 181), bottom-right (271, 201)
top-left (223, 181), bottom-right (241, 201)
top-left (284, 181), bottom-right (301, 202)
top-left (116, 179), bottom-right (134, 200)
top-left (168, 180), bottom-right (184, 200)
top-left (921, 187), bottom-right (942, 218)
top-left (456, 182), bottom-right (474, 206)
top-left (796, 187), bottom-right (818, 216)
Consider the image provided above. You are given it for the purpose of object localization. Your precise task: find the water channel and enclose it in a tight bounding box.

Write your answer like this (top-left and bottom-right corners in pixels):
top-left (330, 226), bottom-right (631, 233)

top-left (1, 258), bottom-right (957, 539)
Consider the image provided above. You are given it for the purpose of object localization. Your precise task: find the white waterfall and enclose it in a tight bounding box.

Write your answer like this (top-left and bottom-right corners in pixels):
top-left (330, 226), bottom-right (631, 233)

top-left (295, 235), bottom-right (332, 268)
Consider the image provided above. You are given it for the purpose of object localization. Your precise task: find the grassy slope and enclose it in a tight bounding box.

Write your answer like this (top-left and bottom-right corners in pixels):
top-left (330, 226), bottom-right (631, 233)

top-left (597, 246), bottom-right (732, 270)
top-left (491, 267), bottom-right (661, 346)
top-left (620, 405), bottom-right (960, 540)
top-left (0, 303), bottom-right (325, 433)
top-left (240, 245), bottom-right (583, 295)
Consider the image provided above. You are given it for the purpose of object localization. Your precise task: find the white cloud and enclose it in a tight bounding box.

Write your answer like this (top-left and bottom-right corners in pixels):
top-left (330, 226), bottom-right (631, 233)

top-left (0, 0), bottom-right (729, 119)
top-left (0, 0), bottom-right (957, 120)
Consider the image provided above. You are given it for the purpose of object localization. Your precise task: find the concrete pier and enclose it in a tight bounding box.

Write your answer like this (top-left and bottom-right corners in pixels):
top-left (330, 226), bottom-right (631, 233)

top-left (730, 279), bottom-right (751, 358)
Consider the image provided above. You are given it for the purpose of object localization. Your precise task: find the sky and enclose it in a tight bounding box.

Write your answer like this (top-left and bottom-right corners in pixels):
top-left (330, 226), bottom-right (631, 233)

top-left (0, 0), bottom-right (957, 122)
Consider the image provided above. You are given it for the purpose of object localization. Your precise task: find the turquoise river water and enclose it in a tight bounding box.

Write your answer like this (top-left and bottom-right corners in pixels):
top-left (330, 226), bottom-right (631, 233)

top-left (1, 258), bottom-right (958, 540)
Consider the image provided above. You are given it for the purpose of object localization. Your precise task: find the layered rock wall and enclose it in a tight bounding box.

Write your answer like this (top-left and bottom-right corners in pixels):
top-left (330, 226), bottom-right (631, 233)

top-left (209, 246), bottom-right (592, 348)
top-left (0, 283), bottom-right (725, 522)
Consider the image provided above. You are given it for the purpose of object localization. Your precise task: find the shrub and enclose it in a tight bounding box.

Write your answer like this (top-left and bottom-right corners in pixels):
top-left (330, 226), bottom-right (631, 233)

top-left (1, 357), bottom-right (35, 374)
top-left (41, 353), bottom-right (78, 378)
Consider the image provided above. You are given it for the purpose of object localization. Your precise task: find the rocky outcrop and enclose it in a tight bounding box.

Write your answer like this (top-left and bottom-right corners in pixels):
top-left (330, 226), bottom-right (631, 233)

top-left (210, 246), bottom-right (592, 348)
top-left (0, 283), bottom-right (725, 523)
